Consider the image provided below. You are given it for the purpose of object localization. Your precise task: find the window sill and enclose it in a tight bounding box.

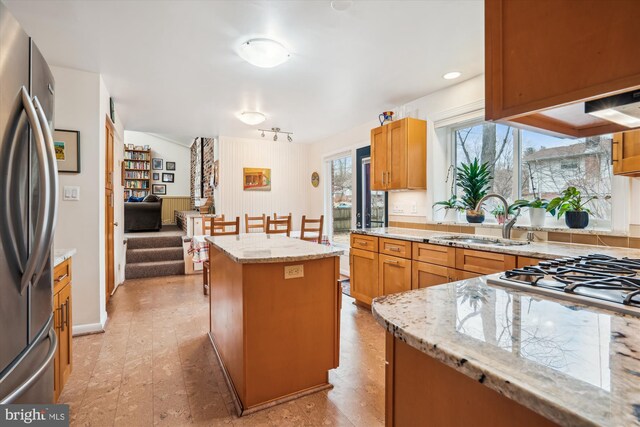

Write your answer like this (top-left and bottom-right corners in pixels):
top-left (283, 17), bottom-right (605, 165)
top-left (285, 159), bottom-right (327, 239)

top-left (429, 220), bottom-right (626, 237)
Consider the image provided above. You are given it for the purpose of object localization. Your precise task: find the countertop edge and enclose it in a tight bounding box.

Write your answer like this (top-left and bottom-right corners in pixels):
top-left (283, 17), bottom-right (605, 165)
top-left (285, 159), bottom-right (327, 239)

top-left (53, 248), bottom-right (77, 267)
top-left (206, 238), bottom-right (344, 264)
top-left (371, 290), bottom-right (598, 427)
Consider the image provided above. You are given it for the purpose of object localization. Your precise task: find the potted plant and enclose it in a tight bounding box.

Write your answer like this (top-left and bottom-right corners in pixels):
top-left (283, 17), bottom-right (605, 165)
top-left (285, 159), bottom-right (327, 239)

top-left (512, 197), bottom-right (551, 227)
top-left (546, 186), bottom-right (596, 229)
top-left (433, 195), bottom-right (463, 222)
top-left (456, 158), bottom-right (492, 223)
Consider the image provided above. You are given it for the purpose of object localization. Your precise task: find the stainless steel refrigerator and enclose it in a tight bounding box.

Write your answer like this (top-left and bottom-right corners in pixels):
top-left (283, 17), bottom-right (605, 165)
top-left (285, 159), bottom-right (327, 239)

top-left (0, 2), bottom-right (59, 404)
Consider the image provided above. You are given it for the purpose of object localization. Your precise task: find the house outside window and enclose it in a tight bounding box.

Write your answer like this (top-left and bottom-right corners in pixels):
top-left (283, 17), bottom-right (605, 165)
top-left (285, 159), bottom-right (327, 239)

top-left (452, 121), bottom-right (612, 224)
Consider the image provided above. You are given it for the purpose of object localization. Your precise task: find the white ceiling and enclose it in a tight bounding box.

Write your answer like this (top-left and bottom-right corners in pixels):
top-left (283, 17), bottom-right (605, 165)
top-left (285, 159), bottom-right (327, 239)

top-left (4, 0), bottom-right (484, 143)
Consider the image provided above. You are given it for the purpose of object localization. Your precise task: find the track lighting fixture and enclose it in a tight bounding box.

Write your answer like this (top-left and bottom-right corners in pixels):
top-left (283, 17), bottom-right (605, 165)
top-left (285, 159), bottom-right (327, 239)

top-left (258, 127), bottom-right (293, 142)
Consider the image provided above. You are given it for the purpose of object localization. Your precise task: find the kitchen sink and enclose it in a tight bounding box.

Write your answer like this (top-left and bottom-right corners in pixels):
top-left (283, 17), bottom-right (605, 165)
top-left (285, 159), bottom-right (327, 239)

top-left (431, 235), bottom-right (529, 247)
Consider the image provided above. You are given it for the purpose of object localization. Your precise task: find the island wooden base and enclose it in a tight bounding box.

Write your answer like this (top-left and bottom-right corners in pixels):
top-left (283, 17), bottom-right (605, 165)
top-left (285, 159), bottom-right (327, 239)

top-left (209, 246), bottom-right (341, 415)
top-left (385, 333), bottom-right (558, 427)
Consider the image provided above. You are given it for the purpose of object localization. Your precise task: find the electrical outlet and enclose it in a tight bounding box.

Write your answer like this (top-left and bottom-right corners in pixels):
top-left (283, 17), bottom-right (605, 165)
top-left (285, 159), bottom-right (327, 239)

top-left (284, 265), bottom-right (304, 279)
top-left (63, 186), bottom-right (80, 201)
top-left (411, 202), bottom-right (417, 214)
top-left (393, 204), bottom-right (403, 213)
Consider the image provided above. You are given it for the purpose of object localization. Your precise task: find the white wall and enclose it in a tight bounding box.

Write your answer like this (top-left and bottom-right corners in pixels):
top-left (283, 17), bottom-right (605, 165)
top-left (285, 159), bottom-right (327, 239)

top-left (123, 131), bottom-right (191, 196)
top-left (216, 136), bottom-right (310, 231)
top-left (52, 66), bottom-right (123, 333)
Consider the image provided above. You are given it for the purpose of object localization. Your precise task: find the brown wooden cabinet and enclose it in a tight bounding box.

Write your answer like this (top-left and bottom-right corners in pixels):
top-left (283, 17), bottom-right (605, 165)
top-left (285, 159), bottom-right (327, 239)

top-left (412, 261), bottom-right (455, 289)
top-left (370, 118), bottom-right (426, 191)
top-left (516, 256), bottom-right (545, 269)
top-left (412, 242), bottom-right (455, 267)
top-left (379, 238), bottom-right (412, 259)
top-left (379, 254), bottom-right (411, 296)
top-left (612, 130), bottom-right (640, 176)
top-left (485, 0), bottom-right (640, 137)
top-left (53, 258), bottom-right (73, 402)
top-left (455, 249), bottom-right (516, 275)
top-left (350, 247), bottom-right (380, 305)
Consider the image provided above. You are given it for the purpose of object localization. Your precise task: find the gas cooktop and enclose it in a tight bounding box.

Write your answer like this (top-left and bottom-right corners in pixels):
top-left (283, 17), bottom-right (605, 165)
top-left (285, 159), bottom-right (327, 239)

top-left (486, 254), bottom-right (640, 316)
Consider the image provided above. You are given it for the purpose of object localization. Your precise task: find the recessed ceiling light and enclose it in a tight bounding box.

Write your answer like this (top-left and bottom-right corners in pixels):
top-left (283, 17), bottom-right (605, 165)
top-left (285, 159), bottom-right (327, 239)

top-left (238, 38), bottom-right (290, 68)
top-left (237, 111), bottom-right (266, 125)
top-left (443, 71), bottom-right (462, 80)
top-left (331, 1), bottom-right (353, 11)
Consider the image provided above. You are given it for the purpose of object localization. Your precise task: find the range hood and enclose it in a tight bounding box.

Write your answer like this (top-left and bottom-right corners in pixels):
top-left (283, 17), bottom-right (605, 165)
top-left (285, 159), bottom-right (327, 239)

top-left (585, 89), bottom-right (640, 128)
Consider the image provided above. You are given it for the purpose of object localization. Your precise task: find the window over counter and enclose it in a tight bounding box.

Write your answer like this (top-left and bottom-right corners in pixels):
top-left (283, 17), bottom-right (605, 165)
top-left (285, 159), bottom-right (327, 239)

top-left (452, 121), bottom-right (612, 224)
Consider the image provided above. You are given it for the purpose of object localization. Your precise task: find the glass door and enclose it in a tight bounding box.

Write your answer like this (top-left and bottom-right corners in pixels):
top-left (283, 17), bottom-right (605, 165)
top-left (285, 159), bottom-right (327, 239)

top-left (356, 146), bottom-right (387, 229)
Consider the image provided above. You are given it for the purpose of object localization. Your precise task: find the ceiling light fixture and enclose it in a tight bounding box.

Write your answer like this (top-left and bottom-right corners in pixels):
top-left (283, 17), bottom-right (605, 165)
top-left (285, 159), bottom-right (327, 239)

top-left (443, 71), bottom-right (462, 80)
top-left (238, 38), bottom-right (290, 68)
top-left (259, 127), bottom-right (293, 142)
top-left (237, 111), bottom-right (266, 125)
top-left (331, 1), bottom-right (353, 11)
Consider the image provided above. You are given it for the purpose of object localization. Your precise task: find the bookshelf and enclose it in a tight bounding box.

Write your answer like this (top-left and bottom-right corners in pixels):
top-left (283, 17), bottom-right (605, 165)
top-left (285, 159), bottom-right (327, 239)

top-left (123, 147), bottom-right (151, 200)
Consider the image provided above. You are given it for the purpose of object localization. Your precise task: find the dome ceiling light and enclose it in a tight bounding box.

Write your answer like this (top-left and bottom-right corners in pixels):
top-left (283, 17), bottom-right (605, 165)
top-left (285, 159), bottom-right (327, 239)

top-left (238, 38), bottom-right (290, 68)
top-left (443, 71), bottom-right (462, 80)
top-left (237, 111), bottom-right (266, 125)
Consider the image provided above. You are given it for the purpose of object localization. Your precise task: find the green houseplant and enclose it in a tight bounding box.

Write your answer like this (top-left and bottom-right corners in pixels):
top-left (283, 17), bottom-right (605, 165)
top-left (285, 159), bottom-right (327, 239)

top-left (512, 197), bottom-right (552, 227)
top-left (433, 195), bottom-right (463, 222)
top-left (456, 158), bottom-right (492, 224)
top-left (546, 186), bottom-right (596, 229)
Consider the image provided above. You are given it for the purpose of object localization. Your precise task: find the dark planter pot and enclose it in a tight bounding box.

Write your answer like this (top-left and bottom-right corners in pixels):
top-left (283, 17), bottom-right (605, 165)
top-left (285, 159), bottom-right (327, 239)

top-left (466, 209), bottom-right (485, 224)
top-left (565, 211), bottom-right (589, 229)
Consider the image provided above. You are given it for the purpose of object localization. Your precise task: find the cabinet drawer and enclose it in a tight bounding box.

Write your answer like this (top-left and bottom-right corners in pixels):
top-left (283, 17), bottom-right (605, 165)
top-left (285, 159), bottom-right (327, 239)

top-left (455, 249), bottom-right (516, 275)
top-left (380, 238), bottom-right (412, 259)
top-left (412, 242), bottom-right (455, 267)
top-left (53, 259), bottom-right (72, 293)
top-left (379, 254), bottom-right (411, 296)
top-left (350, 234), bottom-right (379, 252)
top-left (517, 256), bottom-right (545, 268)
top-left (412, 261), bottom-right (456, 289)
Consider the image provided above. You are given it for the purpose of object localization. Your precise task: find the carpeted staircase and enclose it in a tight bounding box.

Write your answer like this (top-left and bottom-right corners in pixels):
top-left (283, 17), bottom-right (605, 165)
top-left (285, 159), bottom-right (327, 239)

top-left (125, 235), bottom-right (185, 279)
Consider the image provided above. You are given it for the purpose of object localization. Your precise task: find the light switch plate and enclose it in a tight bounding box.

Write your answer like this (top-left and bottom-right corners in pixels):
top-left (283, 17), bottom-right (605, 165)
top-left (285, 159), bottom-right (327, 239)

top-left (63, 186), bottom-right (80, 201)
top-left (284, 265), bottom-right (304, 279)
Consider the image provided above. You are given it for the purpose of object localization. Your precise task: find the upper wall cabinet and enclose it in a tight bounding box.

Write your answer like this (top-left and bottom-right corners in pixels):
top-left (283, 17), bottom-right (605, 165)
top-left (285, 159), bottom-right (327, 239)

top-left (371, 118), bottom-right (426, 191)
top-left (485, 0), bottom-right (640, 138)
top-left (613, 130), bottom-right (640, 176)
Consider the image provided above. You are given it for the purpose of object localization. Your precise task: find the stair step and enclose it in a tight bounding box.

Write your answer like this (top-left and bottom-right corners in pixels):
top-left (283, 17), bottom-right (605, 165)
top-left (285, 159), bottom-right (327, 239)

top-left (125, 260), bottom-right (185, 280)
top-left (127, 247), bottom-right (183, 263)
top-left (127, 235), bottom-right (183, 249)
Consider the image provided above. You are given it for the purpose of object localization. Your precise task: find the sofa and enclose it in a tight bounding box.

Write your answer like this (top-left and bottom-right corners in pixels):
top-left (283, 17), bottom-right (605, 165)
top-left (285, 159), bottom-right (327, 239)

top-left (124, 195), bottom-right (163, 232)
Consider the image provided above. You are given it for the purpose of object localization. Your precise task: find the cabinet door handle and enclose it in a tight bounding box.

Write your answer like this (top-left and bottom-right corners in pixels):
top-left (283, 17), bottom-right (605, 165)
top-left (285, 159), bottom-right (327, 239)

top-left (388, 246), bottom-right (400, 252)
top-left (60, 302), bottom-right (66, 332)
top-left (384, 259), bottom-right (400, 265)
top-left (382, 171), bottom-right (386, 185)
top-left (611, 137), bottom-right (619, 166)
top-left (55, 273), bottom-right (68, 283)
top-left (64, 298), bottom-right (69, 330)
top-left (357, 241), bottom-right (368, 246)
top-left (387, 171), bottom-right (391, 184)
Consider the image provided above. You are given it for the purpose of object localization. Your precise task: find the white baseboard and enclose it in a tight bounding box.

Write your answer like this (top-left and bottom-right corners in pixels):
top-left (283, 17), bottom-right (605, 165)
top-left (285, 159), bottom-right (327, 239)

top-left (73, 322), bottom-right (105, 336)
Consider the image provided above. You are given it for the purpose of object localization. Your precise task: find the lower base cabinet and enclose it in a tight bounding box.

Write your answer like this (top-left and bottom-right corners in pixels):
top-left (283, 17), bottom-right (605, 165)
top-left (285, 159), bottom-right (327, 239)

top-left (53, 258), bottom-right (73, 402)
top-left (379, 254), bottom-right (411, 295)
top-left (350, 248), bottom-right (379, 305)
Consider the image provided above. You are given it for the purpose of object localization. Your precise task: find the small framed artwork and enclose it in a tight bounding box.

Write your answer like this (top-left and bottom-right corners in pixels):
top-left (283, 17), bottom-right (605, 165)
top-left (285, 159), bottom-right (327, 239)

top-left (152, 173), bottom-right (160, 180)
top-left (152, 184), bottom-right (166, 195)
top-left (152, 158), bottom-right (163, 170)
top-left (243, 167), bottom-right (271, 191)
top-left (143, 144), bottom-right (150, 151)
top-left (162, 173), bottom-right (174, 183)
top-left (53, 129), bottom-right (81, 173)
top-left (311, 171), bottom-right (320, 187)
top-left (134, 145), bottom-right (143, 150)
top-left (166, 161), bottom-right (176, 171)
top-left (127, 144), bottom-right (134, 150)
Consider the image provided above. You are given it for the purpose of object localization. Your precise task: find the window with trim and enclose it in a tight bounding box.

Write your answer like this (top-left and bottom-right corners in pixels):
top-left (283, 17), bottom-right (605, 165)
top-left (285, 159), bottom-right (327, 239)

top-left (452, 121), bottom-right (612, 223)
top-left (327, 155), bottom-right (352, 246)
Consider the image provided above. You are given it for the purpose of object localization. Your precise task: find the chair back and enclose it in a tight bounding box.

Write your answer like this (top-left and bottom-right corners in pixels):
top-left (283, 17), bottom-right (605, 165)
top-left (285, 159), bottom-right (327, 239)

top-left (273, 212), bottom-right (292, 230)
top-left (266, 215), bottom-right (291, 236)
top-left (300, 215), bottom-right (324, 244)
top-left (245, 213), bottom-right (266, 233)
top-left (202, 214), bottom-right (225, 235)
top-left (211, 217), bottom-right (240, 236)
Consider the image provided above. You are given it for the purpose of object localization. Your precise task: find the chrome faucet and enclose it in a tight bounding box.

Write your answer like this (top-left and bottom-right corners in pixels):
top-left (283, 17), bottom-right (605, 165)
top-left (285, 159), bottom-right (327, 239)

top-left (475, 194), bottom-right (521, 239)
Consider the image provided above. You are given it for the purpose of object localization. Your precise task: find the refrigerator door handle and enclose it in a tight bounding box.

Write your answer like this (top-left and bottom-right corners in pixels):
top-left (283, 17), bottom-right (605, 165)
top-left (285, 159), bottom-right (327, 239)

top-left (31, 96), bottom-right (58, 286)
top-left (0, 325), bottom-right (57, 404)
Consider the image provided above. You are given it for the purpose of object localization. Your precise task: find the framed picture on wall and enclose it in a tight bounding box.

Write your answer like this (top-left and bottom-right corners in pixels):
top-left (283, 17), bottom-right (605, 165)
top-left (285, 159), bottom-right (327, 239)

top-left (152, 173), bottom-right (159, 180)
top-left (162, 173), bottom-right (174, 183)
top-left (152, 158), bottom-right (163, 170)
top-left (53, 129), bottom-right (81, 173)
top-left (166, 162), bottom-right (176, 170)
top-left (152, 184), bottom-right (166, 195)
top-left (243, 167), bottom-right (271, 191)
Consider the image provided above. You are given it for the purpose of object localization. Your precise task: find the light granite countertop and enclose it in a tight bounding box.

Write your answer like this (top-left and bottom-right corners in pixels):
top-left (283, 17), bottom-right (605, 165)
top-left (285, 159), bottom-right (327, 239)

top-left (352, 227), bottom-right (640, 259)
top-left (53, 248), bottom-right (76, 267)
top-left (205, 234), bottom-right (343, 264)
top-left (422, 219), bottom-right (628, 237)
top-left (372, 276), bottom-right (640, 427)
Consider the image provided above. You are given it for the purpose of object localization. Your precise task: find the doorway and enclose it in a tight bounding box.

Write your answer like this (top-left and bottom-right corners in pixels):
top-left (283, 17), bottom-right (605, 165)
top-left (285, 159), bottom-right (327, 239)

top-left (356, 146), bottom-right (387, 229)
top-left (105, 118), bottom-right (115, 305)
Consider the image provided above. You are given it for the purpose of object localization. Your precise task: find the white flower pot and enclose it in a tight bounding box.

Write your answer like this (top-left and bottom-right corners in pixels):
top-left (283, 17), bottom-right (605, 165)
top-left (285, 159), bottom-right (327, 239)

top-left (444, 209), bottom-right (458, 222)
top-left (529, 208), bottom-right (546, 228)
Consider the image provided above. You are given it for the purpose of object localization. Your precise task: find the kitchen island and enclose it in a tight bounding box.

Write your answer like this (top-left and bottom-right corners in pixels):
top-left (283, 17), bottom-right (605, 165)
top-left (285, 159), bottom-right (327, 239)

top-left (205, 234), bottom-right (344, 415)
top-left (372, 276), bottom-right (640, 427)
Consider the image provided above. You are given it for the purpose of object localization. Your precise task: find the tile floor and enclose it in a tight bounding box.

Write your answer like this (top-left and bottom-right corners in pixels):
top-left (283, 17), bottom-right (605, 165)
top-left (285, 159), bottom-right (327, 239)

top-left (60, 274), bottom-right (385, 426)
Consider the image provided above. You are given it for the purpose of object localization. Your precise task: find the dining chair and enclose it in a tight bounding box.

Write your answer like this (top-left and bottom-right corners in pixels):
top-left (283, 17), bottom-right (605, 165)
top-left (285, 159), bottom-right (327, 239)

top-left (300, 215), bottom-right (324, 244)
top-left (202, 216), bottom-right (239, 295)
top-left (266, 215), bottom-right (291, 236)
top-left (202, 214), bottom-right (225, 235)
top-left (273, 212), bottom-right (292, 230)
top-left (245, 213), bottom-right (266, 233)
